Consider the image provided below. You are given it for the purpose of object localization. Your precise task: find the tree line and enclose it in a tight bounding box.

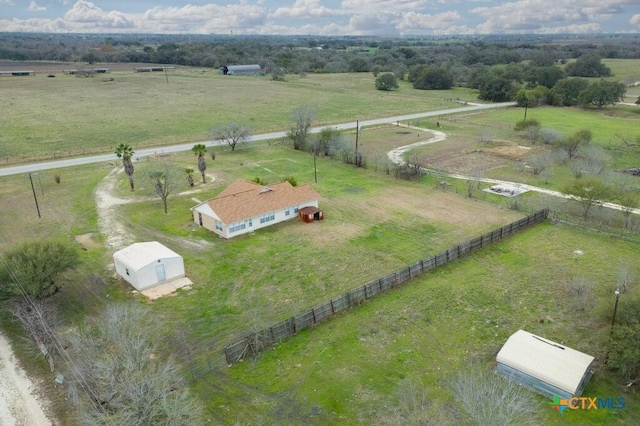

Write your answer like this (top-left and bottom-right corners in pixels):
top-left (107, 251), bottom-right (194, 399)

top-left (2, 33), bottom-right (640, 72)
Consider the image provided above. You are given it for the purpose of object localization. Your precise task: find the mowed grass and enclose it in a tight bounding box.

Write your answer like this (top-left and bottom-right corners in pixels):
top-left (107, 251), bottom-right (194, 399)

top-left (0, 67), bottom-right (477, 161)
top-left (203, 222), bottom-right (640, 425)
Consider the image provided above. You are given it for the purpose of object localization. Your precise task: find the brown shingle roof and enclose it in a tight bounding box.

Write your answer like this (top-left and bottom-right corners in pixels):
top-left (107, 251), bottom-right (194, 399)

top-left (206, 179), bottom-right (319, 224)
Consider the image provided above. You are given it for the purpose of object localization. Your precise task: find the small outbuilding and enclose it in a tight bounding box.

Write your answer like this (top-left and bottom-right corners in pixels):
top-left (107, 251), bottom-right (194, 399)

top-left (219, 64), bottom-right (265, 76)
top-left (496, 329), bottom-right (595, 399)
top-left (113, 242), bottom-right (185, 291)
top-left (298, 206), bottom-right (324, 223)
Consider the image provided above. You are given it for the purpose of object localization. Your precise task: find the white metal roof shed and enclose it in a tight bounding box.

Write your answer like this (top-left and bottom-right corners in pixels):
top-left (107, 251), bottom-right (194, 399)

top-left (496, 329), bottom-right (595, 399)
top-left (113, 242), bottom-right (185, 291)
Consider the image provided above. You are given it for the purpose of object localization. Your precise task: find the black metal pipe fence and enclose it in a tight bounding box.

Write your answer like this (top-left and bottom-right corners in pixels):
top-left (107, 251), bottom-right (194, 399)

top-left (221, 208), bottom-right (549, 366)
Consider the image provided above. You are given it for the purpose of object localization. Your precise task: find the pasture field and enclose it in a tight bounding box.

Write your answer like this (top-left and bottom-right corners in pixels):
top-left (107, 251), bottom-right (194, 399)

top-left (0, 65), bottom-right (478, 162)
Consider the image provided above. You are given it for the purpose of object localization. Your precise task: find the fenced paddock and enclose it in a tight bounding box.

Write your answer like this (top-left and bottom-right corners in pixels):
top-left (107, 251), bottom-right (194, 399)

top-left (221, 208), bottom-right (549, 367)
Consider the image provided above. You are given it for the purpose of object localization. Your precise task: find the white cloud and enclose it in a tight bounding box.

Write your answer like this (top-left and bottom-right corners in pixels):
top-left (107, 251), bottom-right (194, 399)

top-left (0, 17), bottom-right (68, 32)
top-left (28, 1), bottom-right (46, 12)
top-left (472, 0), bottom-right (640, 34)
top-left (64, 0), bottom-right (134, 28)
top-left (142, 4), bottom-right (267, 32)
top-left (342, 0), bottom-right (430, 13)
top-left (272, 0), bottom-right (339, 18)
top-left (631, 14), bottom-right (640, 27)
top-left (396, 10), bottom-right (462, 32)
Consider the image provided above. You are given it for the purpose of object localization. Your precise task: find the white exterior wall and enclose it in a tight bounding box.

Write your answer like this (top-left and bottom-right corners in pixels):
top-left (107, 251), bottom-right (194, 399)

top-left (113, 243), bottom-right (185, 291)
top-left (221, 200), bottom-right (319, 239)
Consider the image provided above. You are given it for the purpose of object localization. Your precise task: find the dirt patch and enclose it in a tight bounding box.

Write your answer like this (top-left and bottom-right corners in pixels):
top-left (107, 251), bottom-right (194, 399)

top-left (485, 144), bottom-right (530, 161)
top-left (75, 233), bottom-right (101, 249)
top-left (425, 150), bottom-right (512, 175)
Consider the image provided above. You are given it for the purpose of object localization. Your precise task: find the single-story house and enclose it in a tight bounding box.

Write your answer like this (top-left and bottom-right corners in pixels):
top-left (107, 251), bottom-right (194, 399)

top-left (192, 178), bottom-right (321, 239)
top-left (496, 329), bottom-right (595, 399)
top-left (219, 64), bottom-right (265, 76)
top-left (113, 242), bottom-right (185, 291)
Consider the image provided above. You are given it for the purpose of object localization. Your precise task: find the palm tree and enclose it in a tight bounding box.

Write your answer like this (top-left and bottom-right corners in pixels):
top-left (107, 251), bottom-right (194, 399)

top-left (185, 168), bottom-right (195, 187)
top-left (115, 143), bottom-right (135, 191)
top-left (192, 144), bottom-right (207, 183)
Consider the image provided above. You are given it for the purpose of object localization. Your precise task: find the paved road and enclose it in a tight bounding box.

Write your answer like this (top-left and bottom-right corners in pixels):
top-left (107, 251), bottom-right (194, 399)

top-left (0, 102), bottom-right (514, 177)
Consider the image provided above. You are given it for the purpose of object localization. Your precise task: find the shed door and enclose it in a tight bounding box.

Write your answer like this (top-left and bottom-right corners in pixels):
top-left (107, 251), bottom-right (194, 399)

top-left (156, 264), bottom-right (166, 282)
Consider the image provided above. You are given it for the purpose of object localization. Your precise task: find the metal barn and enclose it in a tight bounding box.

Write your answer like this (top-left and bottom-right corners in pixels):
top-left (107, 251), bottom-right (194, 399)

top-left (496, 329), bottom-right (595, 399)
top-left (113, 242), bottom-right (185, 291)
top-left (219, 64), bottom-right (264, 75)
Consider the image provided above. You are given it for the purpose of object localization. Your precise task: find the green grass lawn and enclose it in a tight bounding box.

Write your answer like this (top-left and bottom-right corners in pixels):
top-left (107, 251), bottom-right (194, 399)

top-left (205, 222), bottom-right (640, 425)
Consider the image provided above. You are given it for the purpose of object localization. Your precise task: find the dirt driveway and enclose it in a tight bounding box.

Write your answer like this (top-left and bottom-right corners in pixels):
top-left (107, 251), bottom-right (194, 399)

top-left (0, 331), bottom-right (52, 426)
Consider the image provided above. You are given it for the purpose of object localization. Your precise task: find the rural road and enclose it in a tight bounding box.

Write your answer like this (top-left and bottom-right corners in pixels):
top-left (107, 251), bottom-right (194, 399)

top-left (0, 102), bottom-right (514, 177)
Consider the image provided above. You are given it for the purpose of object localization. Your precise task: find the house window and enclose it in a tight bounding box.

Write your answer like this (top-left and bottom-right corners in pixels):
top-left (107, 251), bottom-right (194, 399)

top-left (285, 208), bottom-right (290, 216)
top-left (125, 268), bottom-right (129, 276)
top-left (215, 221), bottom-right (223, 231)
top-left (248, 219), bottom-right (253, 228)
top-left (294, 206), bottom-right (299, 213)
top-left (259, 212), bottom-right (275, 224)
top-left (229, 221), bottom-right (246, 233)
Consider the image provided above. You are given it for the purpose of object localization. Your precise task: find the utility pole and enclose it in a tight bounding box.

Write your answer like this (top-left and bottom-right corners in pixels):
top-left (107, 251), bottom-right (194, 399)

top-left (29, 172), bottom-right (41, 218)
top-left (313, 149), bottom-right (317, 183)
top-left (355, 120), bottom-right (359, 167)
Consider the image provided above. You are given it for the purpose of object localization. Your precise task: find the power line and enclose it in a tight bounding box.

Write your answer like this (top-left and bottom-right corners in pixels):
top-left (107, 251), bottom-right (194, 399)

top-left (0, 255), bottom-right (113, 424)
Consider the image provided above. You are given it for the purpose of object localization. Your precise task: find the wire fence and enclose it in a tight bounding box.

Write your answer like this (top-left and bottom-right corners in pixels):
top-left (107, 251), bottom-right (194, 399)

top-left (220, 208), bottom-right (549, 367)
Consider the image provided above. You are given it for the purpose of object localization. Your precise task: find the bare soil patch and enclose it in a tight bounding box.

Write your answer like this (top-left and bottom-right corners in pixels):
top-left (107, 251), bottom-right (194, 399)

top-left (425, 150), bottom-right (512, 175)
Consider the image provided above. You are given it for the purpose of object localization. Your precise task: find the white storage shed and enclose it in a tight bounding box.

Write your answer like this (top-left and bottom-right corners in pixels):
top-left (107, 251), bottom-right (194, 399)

top-left (113, 242), bottom-right (185, 291)
top-left (496, 329), bottom-right (595, 400)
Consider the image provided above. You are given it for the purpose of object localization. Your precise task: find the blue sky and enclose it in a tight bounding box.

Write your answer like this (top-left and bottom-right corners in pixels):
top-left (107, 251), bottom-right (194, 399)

top-left (1, 0), bottom-right (640, 35)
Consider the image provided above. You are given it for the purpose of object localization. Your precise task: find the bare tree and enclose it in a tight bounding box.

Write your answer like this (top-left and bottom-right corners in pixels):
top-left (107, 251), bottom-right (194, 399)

top-left (65, 303), bottom-right (203, 425)
top-left (563, 276), bottom-right (594, 311)
top-left (538, 128), bottom-right (563, 145)
top-left (147, 162), bottom-right (179, 214)
top-left (616, 189), bottom-right (639, 230)
top-left (526, 152), bottom-right (554, 175)
top-left (558, 129), bottom-right (592, 160)
top-left (479, 132), bottom-right (494, 146)
top-left (564, 178), bottom-right (609, 219)
top-left (618, 266), bottom-right (635, 293)
top-left (579, 145), bottom-right (609, 175)
top-left (287, 105), bottom-right (316, 150)
top-left (389, 378), bottom-right (455, 425)
top-left (453, 368), bottom-right (540, 425)
top-left (211, 122), bottom-right (250, 152)
top-left (10, 300), bottom-right (58, 372)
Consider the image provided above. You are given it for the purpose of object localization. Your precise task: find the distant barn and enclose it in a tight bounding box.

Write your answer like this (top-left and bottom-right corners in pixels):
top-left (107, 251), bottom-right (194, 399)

top-left (134, 66), bottom-right (175, 72)
top-left (0, 70), bottom-right (34, 77)
top-left (219, 64), bottom-right (264, 76)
